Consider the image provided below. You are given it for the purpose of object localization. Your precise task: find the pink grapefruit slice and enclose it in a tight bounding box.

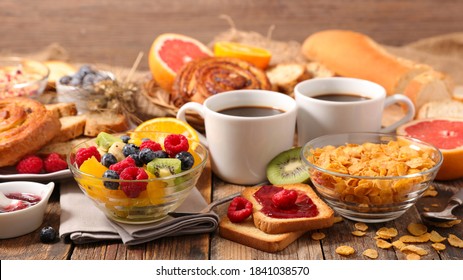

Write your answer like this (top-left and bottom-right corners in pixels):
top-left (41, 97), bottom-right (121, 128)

top-left (148, 33), bottom-right (212, 91)
top-left (397, 118), bottom-right (463, 180)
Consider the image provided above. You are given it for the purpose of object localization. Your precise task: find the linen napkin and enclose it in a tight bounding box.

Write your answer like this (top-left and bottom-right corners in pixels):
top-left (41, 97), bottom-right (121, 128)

top-left (59, 179), bottom-right (219, 245)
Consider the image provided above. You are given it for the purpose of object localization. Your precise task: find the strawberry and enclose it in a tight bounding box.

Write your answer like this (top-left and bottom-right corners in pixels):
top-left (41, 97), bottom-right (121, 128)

top-left (227, 197), bottom-right (253, 223)
top-left (272, 189), bottom-right (298, 209)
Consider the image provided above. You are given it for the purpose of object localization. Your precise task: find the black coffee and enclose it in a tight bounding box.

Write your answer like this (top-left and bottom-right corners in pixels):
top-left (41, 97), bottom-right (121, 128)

top-left (218, 106), bottom-right (284, 117)
top-left (312, 93), bottom-right (371, 102)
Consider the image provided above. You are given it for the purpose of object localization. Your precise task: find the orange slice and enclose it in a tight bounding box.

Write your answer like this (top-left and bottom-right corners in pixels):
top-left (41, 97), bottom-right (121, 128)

top-left (148, 33), bottom-right (212, 91)
top-left (133, 117), bottom-right (199, 141)
top-left (213, 41), bottom-right (272, 69)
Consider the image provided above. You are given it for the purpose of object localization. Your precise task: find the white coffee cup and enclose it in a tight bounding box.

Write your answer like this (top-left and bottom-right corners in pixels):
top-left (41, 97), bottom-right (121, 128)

top-left (177, 90), bottom-right (297, 185)
top-left (295, 77), bottom-right (415, 146)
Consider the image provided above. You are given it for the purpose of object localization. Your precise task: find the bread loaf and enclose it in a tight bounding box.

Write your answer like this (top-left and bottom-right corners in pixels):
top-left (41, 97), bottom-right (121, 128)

top-left (242, 183), bottom-right (334, 234)
top-left (301, 30), bottom-right (453, 110)
top-left (219, 216), bottom-right (306, 253)
top-left (266, 63), bottom-right (311, 94)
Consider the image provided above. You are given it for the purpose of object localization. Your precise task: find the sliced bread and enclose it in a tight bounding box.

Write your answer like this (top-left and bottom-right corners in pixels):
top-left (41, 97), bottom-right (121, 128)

top-left (219, 216), bottom-right (306, 253)
top-left (242, 183), bottom-right (334, 234)
top-left (45, 102), bottom-right (78, 118)
top-left (266, 63), bottom-right (311, 94)
top-left (403, 71), bottom-right (453, 112)
top-left (51, 115), bottom-right (87, 143)
top-left (84, 112), bottom-right (129, 136)
top-left (38, 137), bottom-right (90, 157)
top-left (417, 100), bottom-right (463, 119)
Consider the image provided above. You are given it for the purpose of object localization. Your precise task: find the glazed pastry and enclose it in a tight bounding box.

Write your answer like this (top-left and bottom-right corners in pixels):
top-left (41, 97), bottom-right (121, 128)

top-left (0, 97), bottom-right (61, 167)
top-left (171, 57), bottom-right (272, 106)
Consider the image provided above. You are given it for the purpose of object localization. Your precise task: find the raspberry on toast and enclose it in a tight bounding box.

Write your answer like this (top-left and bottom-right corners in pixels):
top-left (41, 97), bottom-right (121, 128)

top-left (242, 183), bottom-right (334, 234)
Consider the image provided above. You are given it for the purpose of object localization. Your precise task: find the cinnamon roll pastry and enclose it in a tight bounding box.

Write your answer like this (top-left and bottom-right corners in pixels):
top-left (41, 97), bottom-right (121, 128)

top-left (0, 97), bottom-right (61, 167)
top-left (171, 57), bottom-right (272, 106)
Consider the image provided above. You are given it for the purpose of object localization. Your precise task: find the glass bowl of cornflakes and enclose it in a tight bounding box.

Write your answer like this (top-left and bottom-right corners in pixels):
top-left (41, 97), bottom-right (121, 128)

top-left (301, 132), bottom-right (443, 223)
top-left (0, 57), bottom-right (49, 99)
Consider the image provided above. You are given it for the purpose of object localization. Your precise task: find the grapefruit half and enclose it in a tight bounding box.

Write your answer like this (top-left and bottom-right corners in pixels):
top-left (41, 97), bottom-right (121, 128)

top-left (149, 33), bottom-right (212, 91)
top-left (396, 118), bottom-right (463, 180)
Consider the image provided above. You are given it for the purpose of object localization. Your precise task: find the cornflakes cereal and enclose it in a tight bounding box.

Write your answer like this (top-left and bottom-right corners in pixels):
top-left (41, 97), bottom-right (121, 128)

top-left (354, 222), bottom-right (368, 231)
top-left (363, 249), bottom-right (378, 259)
top-left (428, 219), bottom-right (461, 228)
top-left (401, 245), bottom-right (428, 256)
top-left (311, 232), bottom-right (326, 241)
top-left (399, 233), bottom-right (430, 243)
top-left (429, 230), bottom-right (446, 243)
top-left (407, 223), bottom-right (428, 236)
top-left (432, 243), bottom-right (446, 251)
top-left (406, 253), bottom-right (421, 260)
top-left (307, 140), bottom-right (438, 206)
top-left (333, 216), bottom-right (343, 223)
top-left (422, 189), bottom-right (438, 197)
top-left (336, 245), bottom-right (355, 256)
top-left (376, 227), bottom-right (398, 239)
top-left (376, 239), bottom-right (393, 249)
top-left (392, 240), bottom-right (406, 250)
top-left (352, 230), bottom-right (367, 237)
top-left (448, 234), bottom-right (463, 248)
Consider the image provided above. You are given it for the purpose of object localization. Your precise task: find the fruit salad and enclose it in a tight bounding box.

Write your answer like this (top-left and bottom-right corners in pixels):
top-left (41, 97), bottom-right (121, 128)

top-left (68, 131), bottom-right (208, 224)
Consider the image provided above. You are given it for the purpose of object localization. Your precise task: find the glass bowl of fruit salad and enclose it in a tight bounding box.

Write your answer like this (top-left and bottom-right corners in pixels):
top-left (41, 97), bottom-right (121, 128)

top-left (67, 131), bottom-right (208, 224)
top-left (0, 57), bottom-right (49, 99)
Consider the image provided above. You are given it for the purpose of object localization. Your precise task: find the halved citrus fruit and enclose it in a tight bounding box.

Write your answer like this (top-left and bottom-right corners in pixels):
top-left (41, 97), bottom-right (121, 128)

top-left (213, 41), bottom-right (272, 70)
top-left (396, 118), bottom-right (463, 180)
top-left (149, 33), bottom-right (212, 91)
top-left (134, 117), bottom-right (199, 141)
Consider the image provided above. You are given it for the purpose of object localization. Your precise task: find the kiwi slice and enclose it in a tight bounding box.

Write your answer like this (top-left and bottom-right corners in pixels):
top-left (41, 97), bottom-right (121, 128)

top-left (96, 132), bottom-right (122, 152)
top-left (147, 158), bottom-right (182, 178)
top-left (266, 147), bottom-right (310, 185)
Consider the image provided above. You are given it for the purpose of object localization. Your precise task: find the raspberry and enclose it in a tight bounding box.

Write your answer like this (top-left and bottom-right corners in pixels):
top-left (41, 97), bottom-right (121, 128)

top-left (140, 140), bottom-right (162, 152)
top-left (75, 146), bottom-right (101, 167)
top-left (227, 197), bottom-right (253, 223)
top-left (109, 156), bottom-right (136, 174)
top-left (272, 189), bottom-right (298, 209)
top-left (119, 167), bottom-right (148, 198)
top-left (164, 134), bottom-right (189, 157)
top-left (43, 153), bottom-right (68, 173)
top-left (16, 155), bottom-right (43, 174)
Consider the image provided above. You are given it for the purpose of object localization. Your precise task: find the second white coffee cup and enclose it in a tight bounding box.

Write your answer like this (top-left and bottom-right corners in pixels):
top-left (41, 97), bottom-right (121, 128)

top-left (295, 77), bottom-right (416, 146)
top-left (177, 90), bottom-right (297, 185)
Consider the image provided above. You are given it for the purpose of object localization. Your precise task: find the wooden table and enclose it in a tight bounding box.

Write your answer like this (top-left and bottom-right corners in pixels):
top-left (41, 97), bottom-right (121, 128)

top-left (0, 164), bottom-right (462, 260)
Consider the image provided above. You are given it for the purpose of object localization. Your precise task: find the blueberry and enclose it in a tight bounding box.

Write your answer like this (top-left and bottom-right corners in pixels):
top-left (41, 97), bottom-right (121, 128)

top-left (120, 135), bottom-right (131, 143)
top-left (153, 150), bottom-right (169, 159)
top-left (59, 75), bottom-right (72, 85)
top-left (175, 151), bottom-right (194, 170)
top-left (40, 226), bottom-right (57, 243)
top-left (122, 143), bottom-right (139, 157)
top-left (69, 76), bottom-right (82, 86)
top-left (129, 153), bottom-right (144, 167)
top-left (78, 65), bottom-right (94, 76)
top-left (101, 153), bottom-right (118, 168)
top-left (139, 148), bottom-right (156, 164)
top-left (103, 170), bottom-right (120, 190)
top-left (82, 73), bottom-right (96, 86)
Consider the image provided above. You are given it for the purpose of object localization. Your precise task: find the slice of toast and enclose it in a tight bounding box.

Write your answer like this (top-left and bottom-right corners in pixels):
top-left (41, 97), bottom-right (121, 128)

top-left (242, 183), bottom-right (334, 234)
top-left (219, 216), bottom-right (306, 253)
top-left (51, 115), bottom-right (87, 143)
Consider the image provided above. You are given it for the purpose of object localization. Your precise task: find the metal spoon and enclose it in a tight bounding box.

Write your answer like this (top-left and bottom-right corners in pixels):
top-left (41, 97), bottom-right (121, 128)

top-left (421, 188), bottom-right (463, 222)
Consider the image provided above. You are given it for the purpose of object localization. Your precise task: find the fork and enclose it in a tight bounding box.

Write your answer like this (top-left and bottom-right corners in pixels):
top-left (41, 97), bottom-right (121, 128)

top-left (167, 192), bottom-right (241, 218)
